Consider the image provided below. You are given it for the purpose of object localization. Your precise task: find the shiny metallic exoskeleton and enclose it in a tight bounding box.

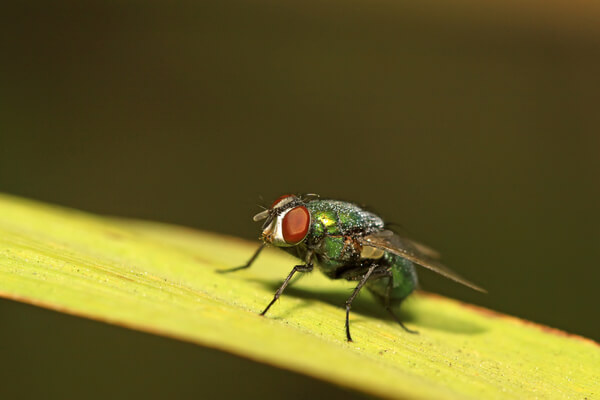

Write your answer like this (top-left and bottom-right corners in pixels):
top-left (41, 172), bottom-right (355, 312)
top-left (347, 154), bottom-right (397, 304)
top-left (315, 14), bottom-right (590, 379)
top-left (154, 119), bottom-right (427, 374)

top-left (220, 194), bottom-right (484, 341)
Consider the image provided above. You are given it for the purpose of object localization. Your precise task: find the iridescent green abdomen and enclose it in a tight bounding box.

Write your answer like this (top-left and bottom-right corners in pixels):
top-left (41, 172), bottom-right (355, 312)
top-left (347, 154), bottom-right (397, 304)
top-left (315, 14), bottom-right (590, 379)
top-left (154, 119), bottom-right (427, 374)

top-left (366, 253), bottom-right (418, 304)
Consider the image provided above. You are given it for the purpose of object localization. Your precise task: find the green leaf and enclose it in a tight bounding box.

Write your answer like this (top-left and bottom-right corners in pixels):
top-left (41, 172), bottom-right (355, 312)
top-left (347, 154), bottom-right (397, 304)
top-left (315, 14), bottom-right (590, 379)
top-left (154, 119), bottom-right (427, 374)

top-left (0, 193), bottom-right (597, 399)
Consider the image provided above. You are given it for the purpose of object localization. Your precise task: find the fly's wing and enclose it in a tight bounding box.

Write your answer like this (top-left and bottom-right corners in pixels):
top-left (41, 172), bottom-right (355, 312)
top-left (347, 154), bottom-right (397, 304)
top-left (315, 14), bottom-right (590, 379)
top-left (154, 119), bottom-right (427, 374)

top-left (359, 230), bottom-right (486, 293)
top-left (405, 238), bottom-right (441, 260)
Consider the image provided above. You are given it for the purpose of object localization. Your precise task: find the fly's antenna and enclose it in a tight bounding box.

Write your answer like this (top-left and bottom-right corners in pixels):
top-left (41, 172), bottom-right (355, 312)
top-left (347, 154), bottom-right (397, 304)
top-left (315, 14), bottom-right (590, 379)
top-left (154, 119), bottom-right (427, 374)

top-left (254, 194), bottom-right (271, 210)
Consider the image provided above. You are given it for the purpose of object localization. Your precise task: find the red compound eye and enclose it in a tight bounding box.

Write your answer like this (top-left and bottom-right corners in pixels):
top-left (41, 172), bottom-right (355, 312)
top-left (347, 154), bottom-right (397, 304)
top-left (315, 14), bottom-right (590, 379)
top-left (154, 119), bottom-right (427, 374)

top-left (282, 206), bottom-right (310, 244)
top-left (271, 194), bottom-right (294, 209)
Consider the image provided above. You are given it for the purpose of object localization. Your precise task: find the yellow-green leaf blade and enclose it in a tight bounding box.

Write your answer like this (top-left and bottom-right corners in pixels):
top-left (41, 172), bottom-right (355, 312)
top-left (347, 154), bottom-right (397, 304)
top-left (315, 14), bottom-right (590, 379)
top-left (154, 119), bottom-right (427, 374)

top-left (0, 193), bottom-right (598, 399)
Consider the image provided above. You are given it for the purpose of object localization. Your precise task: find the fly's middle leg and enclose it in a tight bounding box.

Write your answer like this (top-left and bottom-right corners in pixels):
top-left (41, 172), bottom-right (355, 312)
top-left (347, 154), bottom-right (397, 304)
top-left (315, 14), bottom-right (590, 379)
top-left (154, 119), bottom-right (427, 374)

top-left (344, 263), bottom-right (378, 342)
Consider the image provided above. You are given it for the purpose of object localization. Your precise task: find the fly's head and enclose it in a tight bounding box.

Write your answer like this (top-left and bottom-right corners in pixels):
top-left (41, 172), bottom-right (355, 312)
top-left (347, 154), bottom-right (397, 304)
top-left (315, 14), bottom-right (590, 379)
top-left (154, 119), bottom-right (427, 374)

top-left (253, 194), bottom-right (312, 247)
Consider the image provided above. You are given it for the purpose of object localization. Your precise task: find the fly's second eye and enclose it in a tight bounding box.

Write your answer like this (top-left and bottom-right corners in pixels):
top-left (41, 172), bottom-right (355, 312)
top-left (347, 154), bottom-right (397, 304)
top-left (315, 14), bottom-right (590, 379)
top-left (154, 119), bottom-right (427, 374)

top-left (282, 206), bottom-right (310, 244)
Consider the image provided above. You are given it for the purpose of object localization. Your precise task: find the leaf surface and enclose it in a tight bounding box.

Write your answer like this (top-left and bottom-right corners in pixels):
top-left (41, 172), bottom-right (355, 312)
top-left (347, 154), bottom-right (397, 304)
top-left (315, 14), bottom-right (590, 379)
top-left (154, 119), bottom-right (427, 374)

top-left (0, 193), bottom-right (597, 399)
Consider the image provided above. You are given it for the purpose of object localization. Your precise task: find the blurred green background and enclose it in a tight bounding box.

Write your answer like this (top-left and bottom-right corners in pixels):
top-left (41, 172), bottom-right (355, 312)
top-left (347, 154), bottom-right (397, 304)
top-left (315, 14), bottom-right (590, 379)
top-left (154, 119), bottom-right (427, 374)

top-left (1, 1), bottom-right (599, 398)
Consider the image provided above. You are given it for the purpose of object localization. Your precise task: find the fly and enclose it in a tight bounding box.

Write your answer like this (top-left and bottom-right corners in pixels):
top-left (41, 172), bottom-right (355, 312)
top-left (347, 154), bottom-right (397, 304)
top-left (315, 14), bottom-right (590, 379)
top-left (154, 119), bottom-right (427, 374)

top-left (219, 194), bottom-right (485, 342)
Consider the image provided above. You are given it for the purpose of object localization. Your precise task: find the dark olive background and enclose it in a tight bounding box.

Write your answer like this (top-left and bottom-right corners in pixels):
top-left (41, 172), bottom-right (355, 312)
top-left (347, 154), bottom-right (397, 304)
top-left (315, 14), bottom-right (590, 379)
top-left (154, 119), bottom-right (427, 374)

top-left (1, 1), bottom-right (599, 399)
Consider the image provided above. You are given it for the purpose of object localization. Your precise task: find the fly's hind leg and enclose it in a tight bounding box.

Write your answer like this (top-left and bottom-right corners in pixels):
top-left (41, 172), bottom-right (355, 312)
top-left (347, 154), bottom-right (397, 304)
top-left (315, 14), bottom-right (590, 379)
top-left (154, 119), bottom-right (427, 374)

top-left (384, 279), bottom-right (418, 335)
top-left (386, 307), bottom-right (418, 334)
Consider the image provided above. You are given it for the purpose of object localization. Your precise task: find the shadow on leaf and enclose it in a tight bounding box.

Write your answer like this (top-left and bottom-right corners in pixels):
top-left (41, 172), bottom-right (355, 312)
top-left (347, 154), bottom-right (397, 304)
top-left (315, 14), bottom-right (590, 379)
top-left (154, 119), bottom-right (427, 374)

top-left (250, 278), bottom-right (486, 335)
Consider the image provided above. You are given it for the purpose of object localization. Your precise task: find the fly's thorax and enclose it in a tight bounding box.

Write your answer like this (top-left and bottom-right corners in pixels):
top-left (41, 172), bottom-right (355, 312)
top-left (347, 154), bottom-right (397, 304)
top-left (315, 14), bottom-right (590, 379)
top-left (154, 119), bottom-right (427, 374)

top-left (313, 235), bottom-right (363, 274)
top-left (305, 199), bottom-right (384, 242)
top-left (303, 199), bottom-right (387, 275)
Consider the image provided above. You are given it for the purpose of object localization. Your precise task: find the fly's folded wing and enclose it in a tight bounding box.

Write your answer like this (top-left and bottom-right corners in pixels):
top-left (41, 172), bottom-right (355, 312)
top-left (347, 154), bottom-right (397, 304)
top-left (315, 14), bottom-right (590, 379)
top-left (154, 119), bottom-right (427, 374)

top-left (358, 230), bottom-right (486, 293)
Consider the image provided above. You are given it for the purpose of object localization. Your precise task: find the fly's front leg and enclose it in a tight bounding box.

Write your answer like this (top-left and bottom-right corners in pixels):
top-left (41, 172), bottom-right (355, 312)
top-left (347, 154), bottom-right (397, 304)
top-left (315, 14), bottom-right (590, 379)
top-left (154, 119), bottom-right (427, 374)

top-left (218, 243), bottom-right (266, 273)
top-left (345, 263), bottom-right (378, 342)
top-left (261, 251), bottom-right (314, 316)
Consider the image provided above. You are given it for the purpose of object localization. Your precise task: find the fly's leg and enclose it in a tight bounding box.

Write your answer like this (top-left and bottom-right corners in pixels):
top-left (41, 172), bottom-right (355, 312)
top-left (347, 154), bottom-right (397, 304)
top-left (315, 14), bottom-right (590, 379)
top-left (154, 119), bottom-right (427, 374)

top-left (345, 263), bottom-right (378, 342)
top-left (386, 308), bottom-right (418, 334)
top-left (384, 279), bottom-right (418, 334)
top-left (218, 243), bottom-right (265, 273)
top-left (261, 264), bottom-right (313, 315)
top-left (261, 251), bottom-right (314, 316)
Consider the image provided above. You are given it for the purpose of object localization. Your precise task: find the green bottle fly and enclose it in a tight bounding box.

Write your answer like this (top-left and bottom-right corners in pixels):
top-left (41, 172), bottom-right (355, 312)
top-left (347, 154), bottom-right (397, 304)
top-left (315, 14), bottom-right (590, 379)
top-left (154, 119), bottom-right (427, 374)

top-left (220, 194), bottom-right (484, 342)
